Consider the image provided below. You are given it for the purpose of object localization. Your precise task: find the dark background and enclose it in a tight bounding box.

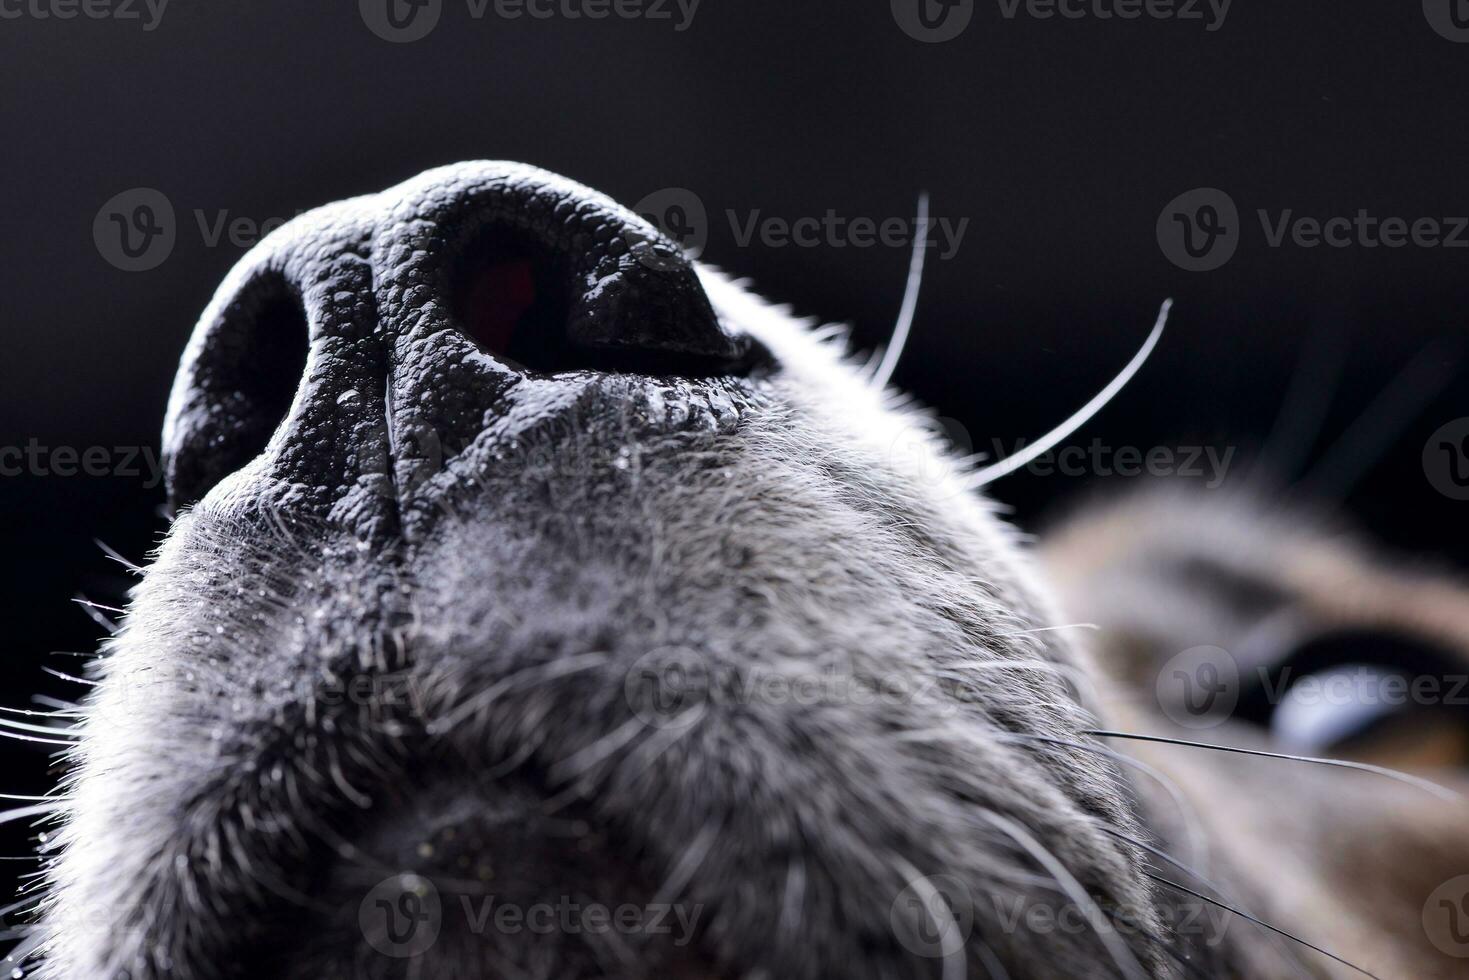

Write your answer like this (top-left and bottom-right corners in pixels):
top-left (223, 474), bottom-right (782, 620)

top-left (2, 0), bottom-right (1467, 914)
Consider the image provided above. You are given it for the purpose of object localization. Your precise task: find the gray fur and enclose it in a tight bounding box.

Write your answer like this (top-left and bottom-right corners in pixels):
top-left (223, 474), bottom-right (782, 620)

top-left (34, 164), bottom-right (1187, 979)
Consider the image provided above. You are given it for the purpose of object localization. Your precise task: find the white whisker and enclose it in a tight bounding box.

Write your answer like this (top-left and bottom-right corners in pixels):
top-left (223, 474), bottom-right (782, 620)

top-left (994, 623), bottom-right (1099, 638)
top-left (965, 300), bottom-right (1170, 489)
top-left (871, 192), bottom-right (930, 390)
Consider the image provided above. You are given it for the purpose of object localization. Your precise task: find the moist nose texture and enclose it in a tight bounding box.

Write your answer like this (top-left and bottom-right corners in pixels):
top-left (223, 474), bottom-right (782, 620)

top-left (161, 162), bottom-right (763, 515)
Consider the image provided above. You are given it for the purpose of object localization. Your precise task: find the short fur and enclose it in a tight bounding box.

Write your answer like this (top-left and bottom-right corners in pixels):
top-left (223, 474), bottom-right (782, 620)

top-left (18, 163), bottom-right (1469, 979)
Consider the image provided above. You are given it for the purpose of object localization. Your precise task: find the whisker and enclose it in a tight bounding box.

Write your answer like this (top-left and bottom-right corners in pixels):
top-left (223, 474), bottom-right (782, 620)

top-left (1097, 828), bottom-right (1312, 980)
top-left (870, 191), bottom-right (930, 390)
top-left (993, 623), bottom-right (1099, 638)
top-left (2, 930), bottom-right (46, 973)
top-left (30, 696), bottom-right (80, 714)
top-left (0, 804), bottom-right (58, 826)
top-left (40, 667), bottom-right (97, 687)
top-left (1083, 729), bottom-right (1460, 803)
top-left (982, 810), bottom-right (1149, 980)
top-left (0, 718), bottom-right (78, 739)
top-left (72, 595), bottom-right (120, 635)
top-left (0, 728), bottom-right (76, 748)
top-left (0, 705), bottom-right (64, 716)
top-left (429, 651), bottom-right (608, 734)
top-left (1144, 872), bottom-right (1381, 980)
top-left (95, 537), bottom-right (143, 572)
top-left (965, 300), bottom-right (1170, 489)
top-left (997, 732), bottom-right (1209, 871)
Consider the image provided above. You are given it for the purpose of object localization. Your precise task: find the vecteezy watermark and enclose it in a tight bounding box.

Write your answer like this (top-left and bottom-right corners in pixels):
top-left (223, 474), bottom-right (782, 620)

top-left (726, 208), bottom-right (969, 260)
top-left (623, 647), bottom-right (964, 732)
top-left (990, 438), bottom-right (1236, 487)
top-left (360, 0), bottom-right (701, 42)
top-left (1424, 418), bottom-right (1469, 501)
top-left (990, 893), bottom-right (1230, 948)
top-left (994, 0), bottom-right (1231, 30)
top-left (892, 0), bottom-right (1229, 42)
top-left (889, 874), bottom-right (1228, 961)
top-left (94, 188), bottom-right (308, 272)
top-left (94, 188), bottom-right (176, 272)
top-left (360, 874), bottom-right (443, 958)
top-left (1158, 187), bottom-right (1469, 272)
top-left (628, 187), bottom-right (710, 267)
top-left (627, 187), bottom-right (970, 270)
top-left (1155, 188), bottom-right (1240, 272)
top-left (1423, 875), bottom-right (1469, 958)
top-left (0, 0), bottom-right (168, 30)
top-left (1155, 644), bottom-right (1469, 730)
top-left (1155, 646), bottom-right (1242, 729)
top-left (0, 440), bottom-right (164, 488)
top-left (891, 874), bottom-right (974, 960)
top-left (892, 0), bottom-right (975, 43)
top-left (1424, 0), bottom-right (1469, 42)
top-left (359, 874), bottom-right (703, 957)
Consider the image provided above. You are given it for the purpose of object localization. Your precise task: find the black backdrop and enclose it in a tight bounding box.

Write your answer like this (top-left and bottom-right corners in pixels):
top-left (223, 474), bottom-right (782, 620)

top-left (2, 0), bottom-right (1468, 912)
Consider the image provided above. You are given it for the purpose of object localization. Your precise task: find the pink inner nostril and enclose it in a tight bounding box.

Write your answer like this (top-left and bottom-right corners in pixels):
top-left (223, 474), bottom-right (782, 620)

top-left (461, 258), bottom-right (537, 357)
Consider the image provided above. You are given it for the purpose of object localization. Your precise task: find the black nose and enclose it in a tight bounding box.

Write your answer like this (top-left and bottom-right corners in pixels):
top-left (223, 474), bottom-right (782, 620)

top-left (161, 163), bottom-right (765, 515)
top-left (446, 174), bottom-right (756, 378)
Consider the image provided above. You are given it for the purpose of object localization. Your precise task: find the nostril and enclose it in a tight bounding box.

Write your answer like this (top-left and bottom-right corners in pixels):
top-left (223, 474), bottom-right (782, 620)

top-left (458, 257), bottom-right (537, 357)
top-left (240, 290), bottom-right (311, 432)
top-left (164, 272), bottom-right (310, 507)
top-left (450, 227), bottom-right (571, 367)
top-left (443, 176), bottom-right (768, 380)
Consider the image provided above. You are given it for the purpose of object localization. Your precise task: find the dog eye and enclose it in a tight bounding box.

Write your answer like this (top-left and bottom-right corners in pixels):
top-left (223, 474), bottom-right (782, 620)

top-left (1236, 627), bottom-right (1469, 764)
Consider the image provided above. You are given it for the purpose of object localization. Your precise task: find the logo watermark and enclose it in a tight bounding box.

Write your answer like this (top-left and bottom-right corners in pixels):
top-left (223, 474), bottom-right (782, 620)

top-left (360, 0), bottom-right (701, 42)
top-left (1424, 0), bottom-right (1469, 42)
top-left (630, 187), bottom-right (970, 268)
top-left (1159, 187), bottom-right (1469, 271)
top-left (0, 440), bottom-right (164, 488)
top-left (0, 0), bottom-right (168, 30)
top-left (623, 647), bottom-right (965, 732)
top-left (94, 188), bottom-right (307, 272)
top-left (628, 187), bottom-right (710, 269)
top-left (991, 437), bottom-right (1236, 487)
top-left (1155, 644), bottom-right (1469, 730)
top-left (1156, 646), bottom-right (1241, 729)
top-left (889, 874), bottom-right (1228, 961)
top-left (892, 0), bottom-right (975, 43)
top-left (891, 874), bottom-right (974, 960)
top-left (359, 874), bottom-right (702, 957)
top-left (361, 874), bottom-right (443, 958)
top-left (995, 0), bottom-right (1230, 30)
top-left (1424, 418), bottom-right (1469, 501)
top-left (1156, 188), bottom-right (1239, 272)
top-left (1424, 875), bottom-right (1469, 957)
top-left (893, 0), bottom-right (1230, 42)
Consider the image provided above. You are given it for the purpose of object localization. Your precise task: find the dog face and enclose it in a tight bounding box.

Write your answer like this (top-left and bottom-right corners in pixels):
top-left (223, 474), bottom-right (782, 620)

top-left (29, 163), bottom-right (1469, 980)
top-left (36, 163), bottom-right (1164, 979)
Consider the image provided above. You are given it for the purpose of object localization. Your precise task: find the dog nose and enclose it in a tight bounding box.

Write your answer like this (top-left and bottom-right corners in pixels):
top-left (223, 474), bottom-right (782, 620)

top-left (161, 163), bottom-right (764, 516)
